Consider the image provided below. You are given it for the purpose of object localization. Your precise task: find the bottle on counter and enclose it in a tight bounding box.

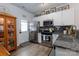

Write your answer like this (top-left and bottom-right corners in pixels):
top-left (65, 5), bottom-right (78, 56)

top-left (63, 30), bottom-right (67, 34)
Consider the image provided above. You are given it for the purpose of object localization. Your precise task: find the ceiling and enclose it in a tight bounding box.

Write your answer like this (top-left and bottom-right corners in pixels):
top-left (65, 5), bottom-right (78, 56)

top-left (12, 3), bottom-right (67, 15)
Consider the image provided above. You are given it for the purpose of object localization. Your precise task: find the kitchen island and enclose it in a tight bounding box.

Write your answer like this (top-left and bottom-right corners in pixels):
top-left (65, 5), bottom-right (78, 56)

top-left (53, 31), bottom-right (79, 55)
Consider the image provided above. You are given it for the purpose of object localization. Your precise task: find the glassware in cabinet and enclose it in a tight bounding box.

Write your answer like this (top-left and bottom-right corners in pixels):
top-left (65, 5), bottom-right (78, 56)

top-left (7, 38), bottom-right (15, 50)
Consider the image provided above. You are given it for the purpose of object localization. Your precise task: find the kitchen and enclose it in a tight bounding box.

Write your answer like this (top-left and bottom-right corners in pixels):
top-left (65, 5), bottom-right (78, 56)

top-left (0, 3), bottom-right (79, 56)
top-left (32, 3), bottom-right (79, 56)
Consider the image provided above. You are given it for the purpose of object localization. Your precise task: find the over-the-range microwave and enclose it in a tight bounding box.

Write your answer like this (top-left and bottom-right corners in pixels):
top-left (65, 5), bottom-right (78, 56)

top-left (43, 20), bottom-right (53, 27)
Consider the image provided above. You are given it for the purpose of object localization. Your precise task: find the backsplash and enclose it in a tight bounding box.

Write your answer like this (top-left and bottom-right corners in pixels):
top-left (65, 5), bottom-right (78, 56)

top-left (54, 26), bottom-right (69, 33)
top-left (53, 25), bottom-right (76, 34)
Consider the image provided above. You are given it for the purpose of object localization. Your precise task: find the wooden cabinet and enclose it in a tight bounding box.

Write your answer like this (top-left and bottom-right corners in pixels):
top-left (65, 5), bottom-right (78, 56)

top-left (0, 16), bottom-right (5, 46)
top-left (0, 45), bottom-right (10, 56)
top-left (0, 12), bottom-right (17, 51)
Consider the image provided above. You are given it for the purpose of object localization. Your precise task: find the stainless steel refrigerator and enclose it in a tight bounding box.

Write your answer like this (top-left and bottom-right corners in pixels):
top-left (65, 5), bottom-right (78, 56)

top-left (28, 21), bottom-right (40, 43)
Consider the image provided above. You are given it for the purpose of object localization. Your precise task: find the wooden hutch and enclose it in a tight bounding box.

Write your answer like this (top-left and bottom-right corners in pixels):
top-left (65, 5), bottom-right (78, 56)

top-left (0, 12), bottom-right (17, 51)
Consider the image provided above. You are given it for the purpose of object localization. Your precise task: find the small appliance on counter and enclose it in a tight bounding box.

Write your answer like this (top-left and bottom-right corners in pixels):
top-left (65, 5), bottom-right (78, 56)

top-left (63, 25), bottom-right (76, 37)
top-left (63, 30), bottom-right (67, 34)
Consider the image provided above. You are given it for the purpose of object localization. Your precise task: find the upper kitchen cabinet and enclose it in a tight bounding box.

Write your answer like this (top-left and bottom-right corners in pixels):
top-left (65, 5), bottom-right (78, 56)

top-left (33, 13), bottom-right (54, 26)
top-left (53, 11), bottom-right (62, 26)
top-left (33, 8), bottom-right (74, 26)
top-left (62, 9), bottom-right (74, 25)
top-left (53, 8), bottom-right (74, 26)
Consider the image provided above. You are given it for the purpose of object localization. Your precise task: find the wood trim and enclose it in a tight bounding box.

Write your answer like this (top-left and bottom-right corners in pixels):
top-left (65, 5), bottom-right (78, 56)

top-left (0, 12), bottom-right (16, 18)
top-left (0, 45), bottom-right (10, 56)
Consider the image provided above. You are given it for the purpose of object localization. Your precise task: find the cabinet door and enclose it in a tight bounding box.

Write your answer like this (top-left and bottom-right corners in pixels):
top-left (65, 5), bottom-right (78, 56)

top-left (38, 33), bottom-right (41, 43)
top-left (62, 9), bottom-right (74, 25)
top-left (52, 34), bottom-right (59, 44)
top-left (53, 11), bottom-right (62, 25)
top-left (40, 21), bottom-right (43, 26)
top-left (0, 16), bottom-right (5, 47)
top-left (35, 14), bottom-right (54, 26)
top-left (5, 17), bottom-right (16, 51)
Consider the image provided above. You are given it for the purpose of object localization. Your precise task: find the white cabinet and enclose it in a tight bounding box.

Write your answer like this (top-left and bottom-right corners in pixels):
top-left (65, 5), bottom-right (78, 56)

top-left (53, 9), bottom-right (74, 26)
top-left (52, 34), bottom-right (59, 45)
top-left (53, 11), bottom-right (62, 25)
top-left (33, 8), bottom-right (74, 26)
top-left (38, 33), bottom-right (41, 43)
top-left (62, 9), bottom-right (74, 25)
top-left (40, 21), bottom-right (43, 26)
top-left (39, 14), bottom-right (54, 26)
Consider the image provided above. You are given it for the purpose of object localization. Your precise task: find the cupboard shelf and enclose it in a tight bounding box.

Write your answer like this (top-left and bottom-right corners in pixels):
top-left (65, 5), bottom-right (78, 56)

top-left (0, 24), bottom-right (3, 25)
top-left (0, 12), bottom-right (17, 51)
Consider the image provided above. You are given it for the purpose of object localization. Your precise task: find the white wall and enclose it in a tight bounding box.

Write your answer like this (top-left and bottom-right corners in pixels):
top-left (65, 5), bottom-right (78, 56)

top-left (0, 3), bottom-right (34, 46)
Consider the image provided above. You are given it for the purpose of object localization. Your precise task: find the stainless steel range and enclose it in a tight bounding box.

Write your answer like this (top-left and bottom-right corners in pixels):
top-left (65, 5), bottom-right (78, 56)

top-left (39, 20), bottom-right (54, 47)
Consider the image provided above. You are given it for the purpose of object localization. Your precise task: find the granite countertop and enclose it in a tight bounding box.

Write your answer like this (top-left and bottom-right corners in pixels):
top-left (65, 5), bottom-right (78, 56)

top-left (54, 31), bottom-right (79, 51)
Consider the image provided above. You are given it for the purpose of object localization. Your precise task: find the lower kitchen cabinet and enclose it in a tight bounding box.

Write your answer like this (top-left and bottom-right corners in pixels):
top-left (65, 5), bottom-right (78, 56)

top-left (52, 34), bottom-right (59, 44)
top-left (38, 33), bottom-right (41, 43)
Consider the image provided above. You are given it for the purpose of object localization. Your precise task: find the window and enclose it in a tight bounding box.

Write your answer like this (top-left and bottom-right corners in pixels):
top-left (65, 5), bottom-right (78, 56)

top-left (21, 20), bottom-right (28, 32)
